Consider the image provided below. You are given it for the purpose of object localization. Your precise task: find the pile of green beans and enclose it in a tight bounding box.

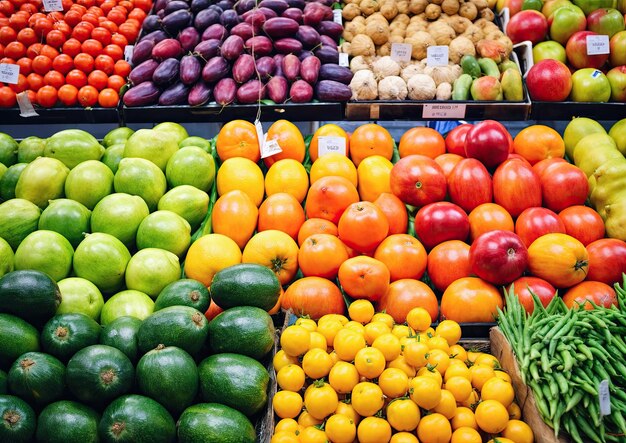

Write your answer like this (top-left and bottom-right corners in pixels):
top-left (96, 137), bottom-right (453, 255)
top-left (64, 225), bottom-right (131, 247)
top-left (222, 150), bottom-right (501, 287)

top-left (497, 276), bottom-right (626, 443)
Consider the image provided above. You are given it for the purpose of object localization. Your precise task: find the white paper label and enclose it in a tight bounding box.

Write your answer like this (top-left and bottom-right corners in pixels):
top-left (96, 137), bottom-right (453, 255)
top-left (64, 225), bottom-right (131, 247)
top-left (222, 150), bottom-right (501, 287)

top-left (338, 52), bottom-right (349, 67)
top-left (391, 43), bottom-right (412, 62)
top-left (333, 9), bottom-right (342, 25)
top-left (599, 379), bottom-right (611, 416)
top-left (586, 35), bottom-right (610, 55)
top-left (318, 136), bottom-right (347, 157)
top-left (42, 0), bottom-right (63, 11)
top-left (16, 92), bottom-right (38, 117)
top-left (422, 103), bottom-right (466, 119)
top-left (261, 139), bottom-right (282, 159)
top-left (0, 63), bottom-right (19, 85)
top-left (427, 46), bottom-right (449, 67)
top-left (124, 45), bottom-right (134, 62)
top-left (254, 119), bottom-right (265, 148)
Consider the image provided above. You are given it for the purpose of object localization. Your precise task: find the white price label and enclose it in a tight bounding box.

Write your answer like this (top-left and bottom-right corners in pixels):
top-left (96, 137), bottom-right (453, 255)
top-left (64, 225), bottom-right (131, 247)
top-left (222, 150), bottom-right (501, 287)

top-left (391, 43), bottom-right (412, 62)
top-left (422, 103), bottom-right (466, 119)
top-left (261, 138), bottom-right (282, 159)
top-left (333, 9), bottom-right (342, 25)
top-left (42, 0), bottom-right (63, 11)
top-left (254, 119), bottom-right (265, 149)
top-left (16, 92), bottom-right (38, 117)
top-left (427, 46), bottom-right (449, 67)
top-left (124, 45), bottom-right (134, 62)
top-left (318, 136), bottom-right (347, 157)
top-left (339, 52), bottom-right (349, 67)
top-left (0, 63), bottom-right (19, 85)
top-left (599, 379), bottom-right (611, 416)
top-left (586, 35), bottom-right (609, 55)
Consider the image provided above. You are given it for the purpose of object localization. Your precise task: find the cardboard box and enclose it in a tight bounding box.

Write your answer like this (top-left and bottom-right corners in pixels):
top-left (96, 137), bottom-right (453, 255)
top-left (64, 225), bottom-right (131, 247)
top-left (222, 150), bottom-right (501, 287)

top-left (490, 327), bottom-right (571, 443)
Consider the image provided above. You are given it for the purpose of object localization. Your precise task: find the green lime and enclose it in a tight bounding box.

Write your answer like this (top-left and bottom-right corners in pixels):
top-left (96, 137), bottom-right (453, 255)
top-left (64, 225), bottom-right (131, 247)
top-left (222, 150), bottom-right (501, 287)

top-left (179, 136), bottom-right (211, 152)
top-left (65, 160), bottom-right (114, 210)
top-left (91, 193), bottom-right (149, 249)
top-left (103, 127), bottom-right (135, 148)
top-left (14, 230), bottom-right (74, 282)
top-left (17, 137), bottom-right (46, 163)
top-left (102, 143), bottom-right (125, 174)
top-left (124, 129), bottom-right (179, 171)
top-left (136, 210), bottom-right (191, 258)
top-left (0, 133), bottom-right (18, 167)
top-left (39, 199), bottom-right (92, 248)
top-left (125, 248), bottom-right (181, 299)
top-left (165, 147), bottom-right (216, 193)
top-left (114, 158), bottom-right (167, 212)
top-left (158, 185), bottom-right (210, 231)
top-left (0, 237), bottom-right (14, 278)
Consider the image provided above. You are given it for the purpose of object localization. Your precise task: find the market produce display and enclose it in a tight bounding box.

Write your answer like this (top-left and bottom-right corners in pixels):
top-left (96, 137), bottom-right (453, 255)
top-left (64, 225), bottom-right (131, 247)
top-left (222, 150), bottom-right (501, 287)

top-left (0, 0), bottom-right (150, 108)
top-left (272, 305), bottom-right (534, 442)
top-left (123, 0), bottom-right (351, 107)
top-left (497, 281), bottom-right (626, 442)
top-left (503, 0), bottom-right (626, 102)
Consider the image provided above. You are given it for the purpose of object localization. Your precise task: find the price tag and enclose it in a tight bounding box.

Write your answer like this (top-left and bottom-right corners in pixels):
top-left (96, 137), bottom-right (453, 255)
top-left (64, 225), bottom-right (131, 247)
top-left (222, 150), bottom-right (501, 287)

top-left (261, 139), bottom-right (282, 159)
top-left (586, 35), bottom-right (609, 55)
top-left (391, 43), bottom-right (412, 62)
top-left (599, 380), bottom-right (611, 416)
top-left (254, 119), bottom-right (265, 147)
top-left (42, 0), bottom-right (63, 11)
top-left (339, 52), bottom-right (349, 67)
top-left (422, 103), bottom-right (466, 119)
top-left (0, 63), bottom-right (19, 85)
top-left (318, 136), bottom-right (347, 157)
top-left (427, 46), bottom-right (449, 67)
top-left (16, 92), bottom-right (38, 117)
top-left (333, 9), bottom-right (342, 25)
top-left (124, 45), bottom-right (134, 62)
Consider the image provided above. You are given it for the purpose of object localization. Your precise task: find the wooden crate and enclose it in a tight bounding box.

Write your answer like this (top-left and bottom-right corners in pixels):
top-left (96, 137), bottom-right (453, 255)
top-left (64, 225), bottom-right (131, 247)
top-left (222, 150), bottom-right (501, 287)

top-left (490, 327), bottom-right (571, 443)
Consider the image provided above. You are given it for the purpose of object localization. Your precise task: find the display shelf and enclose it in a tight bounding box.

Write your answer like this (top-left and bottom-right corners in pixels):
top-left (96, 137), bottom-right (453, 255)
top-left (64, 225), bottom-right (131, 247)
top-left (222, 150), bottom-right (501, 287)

top-left (119, 102), bottom-right (346, 124)
top-left (0, 107), bottom-right (120, 125)
top-left (530, 101), bottom-right (626, 121)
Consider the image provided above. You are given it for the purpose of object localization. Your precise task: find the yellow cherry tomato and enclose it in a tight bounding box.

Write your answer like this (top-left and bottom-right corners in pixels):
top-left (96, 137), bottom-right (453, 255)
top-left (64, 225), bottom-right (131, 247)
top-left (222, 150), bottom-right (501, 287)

top-left (495, 369), bottom-right (512, 383)
top-left (406, 307), bottom-right (432, 332)
top-left (508, 402), bottom-right (522, 420)
top-left (417, 413), bottom-right (452, 443)
top-left (427, 336), bottom-right (450, 353)
top-left (363, 321), bottom-right (391, 345)
top-left (371, 312), bottom-right (394, 328)
top-left (451, 406), bottom-right (477, 430)
top-left (318, 313), bottom-right (349, 325)
top-left (280, 325), bottom-right (311, 357)
top-left (386, 397), bottom-right (421, 432)
top-left (354, 347), bottom-right (386, 379)
top-left (357, 417), bottom-right (392, 443)
top-left (277, 364), bottom-right (306, 392)
top-left (434, 389), bottom-right (457, 419)
top-left (425, 348), bottom-right (450, 375)
top-left (271, 431), bottom-right (300, 443)
top-left (316, 319), bottom-right (343, 347)
top-left (435, 319), bottom-right (462, 346)
top-left (328, 350), bottom-right (340, 365)
top-left (481, 377), bottom-right (515, 407)
top-left (402, 341), bottom-right (429, 368)
top-left (390, 432), bottom-right (419, 443)
top-left (299, 426), bottom-right (328, 443)
top-left (295, 317), bottom-right (317, 332)
top-left (273, 350), bottom-right (299, 372)
top-left (444, 363), bottom-right (472, 383)
top-left (460, 389), bottom-right (480, 409)
top-left (475, 399), bottom-right (510, 434)
top-left (329, 361), bottom-right (360, 394)
top-left (378, 367), bottom-right (409, 398)
top-left (372, 333), bottom-right (402, 362)
top-left (417, 366), bottom-right (443, 385)
top-left (351, 381), bottom-right (384, 417)
top-left (348, 299), bottom-right (375, 324)
top-left (335, 401), bottom-right (361, 425)
top-left (487, 439), bottom-right (516, 443)
top-left (502, 419), bottom-right (534, 443)
top-left (344, 320), bottom-right (366, 334)
top-left (450, 427), bottom-right (482, 443)
top-left (409, 376), bottom-right (441, 410)
top-left (273, 390), bottom-right (303, 419)
top-left (302, 348), bottom-right (334, 379)
top-left (333, 328), bottom-right (366, 362)
top-left (297, 411), bottom-right (322, 428)
top-left (304, 382), bottom-right (338, 420)
top-left (475, 353), bottom-right (500, 369)
top-left (445, 376), bottom-right (473, 402)
top-left (308, 331), bottom-right (328, 351)
top-left (466, 351), bottom-right (483, 364)
top-left (387, 355), bottom-right (417, 377)
top-left (324, 413), bottom-right (357, 443)
top-left (469, 364), bottom-right (496, 390)
top-left (274, 418), bottom-right (299, 434)
top-left (392, 324), bottom-right (411, 338)
top-left (449, 344), bottom-right (468, 362)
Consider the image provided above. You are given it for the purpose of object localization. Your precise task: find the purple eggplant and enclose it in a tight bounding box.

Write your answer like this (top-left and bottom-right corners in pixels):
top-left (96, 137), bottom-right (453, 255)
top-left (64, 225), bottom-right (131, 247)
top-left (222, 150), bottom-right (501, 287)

top-left (230, 22), bottom-right (254, 41)
top-left (262, 17), bottom-right (299, 38)
top-left (286, 0), bottom-right (305, 8)
top-left (319, 35), bottom-right (337, 47)
top-left (220, 9), bottom-right (240, 29)
top-left (275, 38), bottom-right (303, 54)
top-left (216, 0), bottom-right (234, 10)
top-left (214, 77), bottom-right (237, 105)
top-left (303, 2), bottom-right (331, 26)
top-left (131, 39), bottom-right (155, 66)
top-left (142, 15), bottom-right (161, 33)
top-left (236, 79), bottom-right (265, 103)
top-left (317, 21), bottom-right (343, 41)
top-left (255, 56), bottom-right (275, 80)
top-left (245, 36), bottom-right (273, 57)
top-left (202, 57), bottom-right (230, 83)
top-left (221, 35), bottom-right (244, 61)
top-left (153, 58), bottom-right (180, 86)
top-left (194, 39), bottom-right (221, 59)
top-left (190, 0), bottom-right (210, 13)
top-left (232, 54), bottom-right (256, 84)
top-left (178, 27), bottom-right (200, 52)
top-left (154, 0), bottom-right (167, 12)
top-left (208, 4), bottom-right (223, 13)
top-left (152, 39), bottom-right (183, 60)
top-left (290, 80), bottom-right (313, 103)
top-left (129, 59), bottom-right (159, 85)
top-left (315, 80), bottom-right (351, 102)
top-left (164, 1), bottom-right (189, 14)
top-left (258, 0), bottom-right (289, 14)
top-left (188, 81), bottom-right (212, 106)
top-left (282, 7), bottom-right (303, 23)
top-left (162, 9), bottom-right (192, 34)
top-left (123, 82), bottom-right (160, 107)
top-left (295, 25), bottom-right (321, 48)
top-left (300, 55), bottom-right (320, 84)
top-left (298, 50), bottom-right (314, 61)
top-left (180, 55), bottom-right (201, 85)
top-left (235, 0), bottom-right (256, 14)
top-left (267, 75), bottom-right (288, 103)
top-left (282, 54), bottom-right (300, 81)
top-left (159, 82), bottom-right (190, 105)
top-left (243, 9), bottom-right (266, 29)
top-left (273, 54), bottom-right (285, 76)
top-left (258, 7), bottom-right (278, 19)
top-left (141, 30), bottom-right (168, 45)
top-left (314, 45), bottom-right (339, 64)
top-left (202, 24), bottom-right (227, 41)
top-left (320, 64), bottom-right (353, 84)
top-left (194, 9), bottom-right (221, 31)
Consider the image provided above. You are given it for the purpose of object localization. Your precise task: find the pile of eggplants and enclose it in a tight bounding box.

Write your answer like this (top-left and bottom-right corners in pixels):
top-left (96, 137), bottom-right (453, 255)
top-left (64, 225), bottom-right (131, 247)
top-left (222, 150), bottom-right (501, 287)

top-left (122, 0), bottom-right (354, 107)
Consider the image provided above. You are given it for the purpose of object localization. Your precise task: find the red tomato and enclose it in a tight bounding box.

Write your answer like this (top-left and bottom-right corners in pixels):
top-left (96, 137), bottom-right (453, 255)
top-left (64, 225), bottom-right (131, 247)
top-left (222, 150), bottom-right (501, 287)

top-left (493, 159), bottom-right (542, 218)
top-left (508, 276), bottom-right (556, 314)
top-left (281, 277), bottom-right (346, 320)
top-left (444, 123), bottom-right (472, 156)
top-left (427, 240), bottom-right (472, 292)
top-left (539, 162), bottom-right (588, 213)
top-left (515, 207), bottom-right (566, 248)
top-left (434, 153), bottom-right (463, 180)
top-left (377, 279), bottom-right (439, 324)
top-left (585, 239), bottom-right (626, 286)
top-left (559, 206), bottom-right (605, 246)
top-left (533, 157), bottom-right (567, 177)
top-left (389, 154), bottom-right (447, 208)
top-left (468, 203), bottom-right (515, 242)
top-left (414, 202), bottom-right (470, 250)
top-left (563, 281), bottom-right (618, 310)
top-left (441, 277), bottom-right (504, 323)
top-left (447, 158), bottom-right (493, 213)
top-left (338, 201), bottom-right (389, 253)
top-left (464, 120), bottom-right (511, 169)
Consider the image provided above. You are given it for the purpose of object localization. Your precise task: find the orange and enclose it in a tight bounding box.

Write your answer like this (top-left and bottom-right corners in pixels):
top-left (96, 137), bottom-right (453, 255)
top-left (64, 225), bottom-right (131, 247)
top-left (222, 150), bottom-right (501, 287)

top-left (513, 125), bottom-right (565, 165)
top-left (373, 193), bottom-right (408, 235)
top-left (297, 218), bottom-right (338, 246)
top-left (216, 119), bottom-right (261, 162)
top-left (357, 155), bottom-right (393, 202)
top-left (216, 157), bottom-right (264, 207)
top-left (184, 233), bottom-right (242, 286)
top-left (399, 127), bottom-right (446, 159)
top-left (264, 119), bottom-right (306, 168)
top-left (211, 190), bottom-right (258, 250)
top-left (349, 124), bottom-right (394, 167)
top-left (309, 123), bottom-right (350, 162)
top-left (309, 153), bottom-right (358, 187)
top-left (305, 176), bottom-right (359, 225)
top-left (265, 159), bottom-right (309, 203)
top-left (242, 230), bottom-right (299, 285)
top-left (258, 193), bottom-right (305, 240)
top-left (468, 203), bottom-right (515, 241)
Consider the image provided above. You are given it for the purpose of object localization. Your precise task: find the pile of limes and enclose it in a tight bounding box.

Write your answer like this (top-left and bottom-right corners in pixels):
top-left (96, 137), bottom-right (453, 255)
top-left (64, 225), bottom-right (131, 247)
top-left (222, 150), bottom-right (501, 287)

top-left (271, 302), bottom-right (534, 443)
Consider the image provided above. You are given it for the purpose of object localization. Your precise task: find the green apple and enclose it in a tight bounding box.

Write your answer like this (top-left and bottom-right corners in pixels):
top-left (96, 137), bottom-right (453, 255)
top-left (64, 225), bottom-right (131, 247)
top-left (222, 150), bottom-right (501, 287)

top-left (570, 68), bottom-right (611, 102)
top-left (533, 41), bottom-right (567, 63)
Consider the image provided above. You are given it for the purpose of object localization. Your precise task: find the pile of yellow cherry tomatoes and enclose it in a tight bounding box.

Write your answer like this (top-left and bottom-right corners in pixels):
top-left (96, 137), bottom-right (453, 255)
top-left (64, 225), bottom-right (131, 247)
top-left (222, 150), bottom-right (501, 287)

top-left (271, 301), bottom-right (535, 443)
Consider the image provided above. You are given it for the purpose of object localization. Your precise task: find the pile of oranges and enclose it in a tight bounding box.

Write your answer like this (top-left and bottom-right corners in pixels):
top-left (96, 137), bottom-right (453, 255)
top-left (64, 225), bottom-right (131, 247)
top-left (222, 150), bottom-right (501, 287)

top-left (271, 303), bottom-right (534, 443)
top-left (0, 0), bottom-right (151, 108)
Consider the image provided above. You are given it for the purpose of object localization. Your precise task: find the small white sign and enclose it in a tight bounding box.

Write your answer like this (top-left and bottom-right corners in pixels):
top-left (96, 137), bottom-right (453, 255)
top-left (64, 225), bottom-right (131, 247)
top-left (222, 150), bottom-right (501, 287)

top-left (586, 35), bottom-right (610, 55)
top-left (318, 136), bottom-right (347, 157)
top-left (0, 63), bottom-right (19, 85)
top-left (599, 380), bottom-right (611, 417)
top-left (254, 118), bottom-right (265, 148)
top-left (422, 103), bottom-right (466, 119)
top-left (391, 43), bottom-right (412, 62)
top-left (261, 138), bottom-right (282, 159)
top-left (338, 52), bottom-right (349, 67)
top-left (427, 46), bottom-right (449, 67)
top-left (124, 45), bottom-right (134, 62)
top-left (42, 0), bottom-right (63, 11)
top-left (333, 9), bottom-right (342, 25)
top-left (16, 92), bottom-right (38, 117)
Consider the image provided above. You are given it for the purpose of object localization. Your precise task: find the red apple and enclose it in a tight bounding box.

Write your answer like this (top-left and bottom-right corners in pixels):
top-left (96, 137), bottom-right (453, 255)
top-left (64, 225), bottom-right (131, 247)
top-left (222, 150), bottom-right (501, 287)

top-left (506, 10), bottom-right (549, 44)
top-left (508, 276), bottom-right (556, 313)
top-left (445, 124), bottom-right (473, 156)
top-left (559, 205), bottom-right (605, 246)
top-left (607, 65), bottom-right (626, 101)
top-left (414, 202), bottom-right (470, 250)
top-left (587, 8), bottom-right (625, 39)
top-left (469, 230), bottom-right (529, 285)
top-left (548, 5), bottom-right (587, 45)
top-left (610, 30), bottom-right (626, 66)
top-left (493, 159), bottom-right (542, 217)
top-left (447, 159), bottom-right (493, 213)
top-left (464, 120), bottom-right (511, 169)
top-left (539, 162), bottom-right (589, 212)
top-left (566, 30), bottom-right (610, 69)
top-left (526, 59), bottom-right (572, 101)
top-left (390, 155), bottom-right (447, 208)
top-left (586, 238), bottom-right (626, 286)
top-left (515, 207), bottom-right (566, 248)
